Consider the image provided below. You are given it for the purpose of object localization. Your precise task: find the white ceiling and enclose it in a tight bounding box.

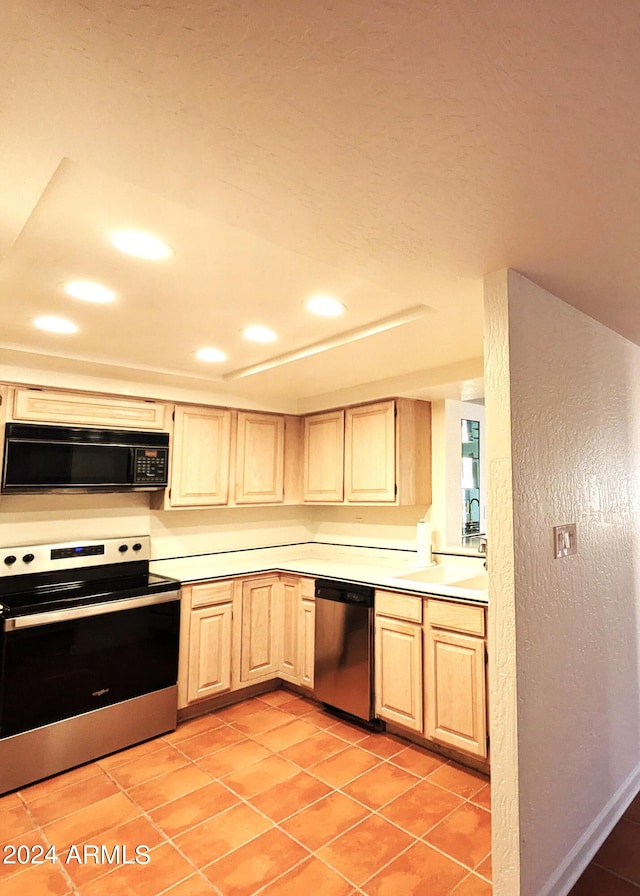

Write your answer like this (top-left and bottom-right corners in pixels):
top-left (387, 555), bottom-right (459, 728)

top-left (2, 1), bottom-right (639, 411)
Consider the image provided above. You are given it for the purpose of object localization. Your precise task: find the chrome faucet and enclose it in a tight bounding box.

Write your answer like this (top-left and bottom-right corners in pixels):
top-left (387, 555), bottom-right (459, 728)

top-left (468, 497), bottom-right (480, 516)
top-left (478, 537), bottom-right (487, 570)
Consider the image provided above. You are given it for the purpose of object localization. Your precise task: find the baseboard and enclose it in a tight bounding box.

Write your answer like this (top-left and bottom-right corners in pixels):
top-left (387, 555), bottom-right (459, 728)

top-left (537, 759), bottom-right (640, 896)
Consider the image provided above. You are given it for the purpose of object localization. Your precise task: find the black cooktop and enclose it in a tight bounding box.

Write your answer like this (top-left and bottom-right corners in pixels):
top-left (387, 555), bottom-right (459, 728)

top-left (0, 570), bottom-right (180, 618)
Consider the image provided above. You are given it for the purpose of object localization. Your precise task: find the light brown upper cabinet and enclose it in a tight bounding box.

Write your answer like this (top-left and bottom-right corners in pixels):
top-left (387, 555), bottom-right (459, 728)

top-left (303, 409), bottom-right (345, 502)
top-left (234, 412), bottom-right (285, 504)
top-left (344, 398), bottom-right (431, 505)
top-left (11, 387), bottom-right (168, 430)
top-left (168, 405), bottom-right (231, 507)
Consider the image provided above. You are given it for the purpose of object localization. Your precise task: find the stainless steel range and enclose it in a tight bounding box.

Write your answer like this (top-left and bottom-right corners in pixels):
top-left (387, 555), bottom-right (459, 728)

top-left (0, 535), bottom-right (180, 794)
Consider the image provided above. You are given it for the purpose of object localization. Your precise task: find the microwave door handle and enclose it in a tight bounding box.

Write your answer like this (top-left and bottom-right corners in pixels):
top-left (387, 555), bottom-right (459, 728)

top-left (4, 590), bottom-right (180, 631)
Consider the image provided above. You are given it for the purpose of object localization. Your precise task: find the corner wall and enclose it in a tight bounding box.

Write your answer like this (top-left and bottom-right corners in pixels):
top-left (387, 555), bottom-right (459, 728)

top-left (487, 270), bottom-right (640, 895)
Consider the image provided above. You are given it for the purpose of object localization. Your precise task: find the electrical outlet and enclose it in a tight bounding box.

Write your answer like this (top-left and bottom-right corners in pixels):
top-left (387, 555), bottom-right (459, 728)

top-left (554, 524), bottom-right (577, 559)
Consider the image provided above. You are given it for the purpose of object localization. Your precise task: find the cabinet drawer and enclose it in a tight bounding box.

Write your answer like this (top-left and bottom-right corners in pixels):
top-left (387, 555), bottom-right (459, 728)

top-left (376, 590), bottom-right (423, 623)
top-left (427, 600), bottom-right (485, 636)
top-left (190, 580), bottom-right (234, 608)
top-left (299, 577), bottom-right (315, 601)
top-left (13, 388), bottom-right (167, 430)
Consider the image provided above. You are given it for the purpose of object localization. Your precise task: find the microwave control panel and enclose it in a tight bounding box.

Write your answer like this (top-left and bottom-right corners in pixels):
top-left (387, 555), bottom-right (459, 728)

top-left (133, 447), bottom-right (168, 484)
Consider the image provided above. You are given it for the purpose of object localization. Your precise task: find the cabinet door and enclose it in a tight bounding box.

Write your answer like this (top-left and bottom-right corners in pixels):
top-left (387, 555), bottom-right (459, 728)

top-left (12, 387), bottom-right (167, 430)
top-left (345, 401), bottom-right (396, 502)
top-left (303, 410), bottom-right (345, 502)
top-left (240, 577), bottom-right (280, 681)
top-left (235, 413), bottom-right (284, 504)
top-left (299, 598), bottom-right (316, 689)
top-left (170, 406), bottom-right (231, 506)
top-left (374, 616), bottom-right (423, 732)
top-left (187, 603), bottom-right (233, 703)
top-left (425, 628), bottom-right (487, 758)
top-left (280, 577), bottom-right (300, 682)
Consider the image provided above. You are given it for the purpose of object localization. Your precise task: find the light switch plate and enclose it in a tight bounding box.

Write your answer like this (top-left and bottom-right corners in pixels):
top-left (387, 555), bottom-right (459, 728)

top-left (554, 524), bottom-right (577, 559)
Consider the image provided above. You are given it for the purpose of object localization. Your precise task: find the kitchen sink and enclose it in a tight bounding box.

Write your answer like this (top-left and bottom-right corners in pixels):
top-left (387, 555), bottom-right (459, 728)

top-left (447, 574), bottom-right (489, 591)
top-left (390, 567), bottom-right (488, 591)
top-left (390, 566), bottom-right (463, 584)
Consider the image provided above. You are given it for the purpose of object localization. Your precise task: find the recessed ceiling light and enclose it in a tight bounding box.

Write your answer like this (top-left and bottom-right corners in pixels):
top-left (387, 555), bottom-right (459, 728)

top-left (243, 325), bottom-right (277, 343)
top-left (196, 347), bottom-right (227, 363)
top-left (306, 295), bottom-right (345, 317)
top-left (111, 229), bottom-right (172, 260)
top-left (65, 280), bottom-right (115, 303)
top-left (34, 316), bottom-right (78, 334)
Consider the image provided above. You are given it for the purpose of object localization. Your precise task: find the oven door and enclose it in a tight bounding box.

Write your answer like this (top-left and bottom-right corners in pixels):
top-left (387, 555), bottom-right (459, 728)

top-left (0, 591), bottom-right (180, 738)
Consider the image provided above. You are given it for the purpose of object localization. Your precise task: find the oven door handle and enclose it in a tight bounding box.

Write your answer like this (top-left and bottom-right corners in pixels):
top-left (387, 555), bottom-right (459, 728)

top-left (4, 590), bottom-right (180, 631)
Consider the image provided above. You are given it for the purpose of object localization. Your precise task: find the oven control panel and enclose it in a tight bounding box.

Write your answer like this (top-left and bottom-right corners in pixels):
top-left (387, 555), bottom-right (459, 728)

top-left (0, 536), bottom-right (150, 576)
top-left (133, 447), bottom-right (168, 484)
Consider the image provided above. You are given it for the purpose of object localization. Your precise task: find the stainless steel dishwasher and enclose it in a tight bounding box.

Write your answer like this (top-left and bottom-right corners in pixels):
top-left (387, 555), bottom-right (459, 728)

top-left (314, 578), bottom-right (375, 722)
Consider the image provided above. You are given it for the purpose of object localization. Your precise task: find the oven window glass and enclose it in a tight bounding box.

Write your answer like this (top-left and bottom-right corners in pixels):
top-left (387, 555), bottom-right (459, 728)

top-left (4, 441), bottom-right (132, 488)
top-left (0, 601), bottom-right (180, 737)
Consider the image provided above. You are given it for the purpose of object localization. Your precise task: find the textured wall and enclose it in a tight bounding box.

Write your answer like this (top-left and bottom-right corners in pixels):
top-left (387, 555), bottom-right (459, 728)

top-left (484, 270), bottom-right (520, 894)
top-left (488, 270), bottom-right (640, 895)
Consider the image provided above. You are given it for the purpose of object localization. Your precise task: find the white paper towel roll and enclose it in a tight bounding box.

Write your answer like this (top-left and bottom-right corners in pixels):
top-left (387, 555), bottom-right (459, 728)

top-left (416, 520), bottom-right (433, 566)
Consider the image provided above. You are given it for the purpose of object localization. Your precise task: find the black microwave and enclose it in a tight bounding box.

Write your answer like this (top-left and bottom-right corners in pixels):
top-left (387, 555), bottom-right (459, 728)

top-left (1, 423), bottom-right (169, 493)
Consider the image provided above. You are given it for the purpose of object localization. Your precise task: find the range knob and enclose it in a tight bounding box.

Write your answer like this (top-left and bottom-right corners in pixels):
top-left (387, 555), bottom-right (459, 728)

top-left (132, 542), bottom-right (142, 552)
top-left (22, 553), bottom-right (35, 564)
top-left (4, 555), bottom-right (16, 566)
top-left (118, 544), bottom-right (129, 553)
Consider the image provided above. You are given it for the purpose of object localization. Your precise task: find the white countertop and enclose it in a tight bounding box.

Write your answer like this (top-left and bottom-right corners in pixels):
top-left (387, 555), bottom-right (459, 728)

top-left (150, 543), bottom-right (488, 605)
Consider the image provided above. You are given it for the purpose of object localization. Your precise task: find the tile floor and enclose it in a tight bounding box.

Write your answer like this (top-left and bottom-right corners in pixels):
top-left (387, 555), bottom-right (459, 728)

top-left (569, 791), bottom-right (640, 894)
top-left (0, 689), bottom-right (492, 896)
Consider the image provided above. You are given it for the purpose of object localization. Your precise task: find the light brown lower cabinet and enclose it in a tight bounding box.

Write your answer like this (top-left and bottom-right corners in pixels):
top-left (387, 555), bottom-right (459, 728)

top-left (238, 576), bottom-right (281, 682)
top-left (425, 627), bottom-right (487, 758)
top-left (179, 574), bottom-right (315, 708)
top-left (277, 576), bottom-right (300, 684)
top-left (375, 615), bottom-right (423, 732)
top-left (187, 604), bottom-right (233, 703)
top-left (179, 581), bottom-right (234, 708)
top-left (374, 590), bottom-right (488, 760)
top-left (299, 598), bottom-right (316, 689)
